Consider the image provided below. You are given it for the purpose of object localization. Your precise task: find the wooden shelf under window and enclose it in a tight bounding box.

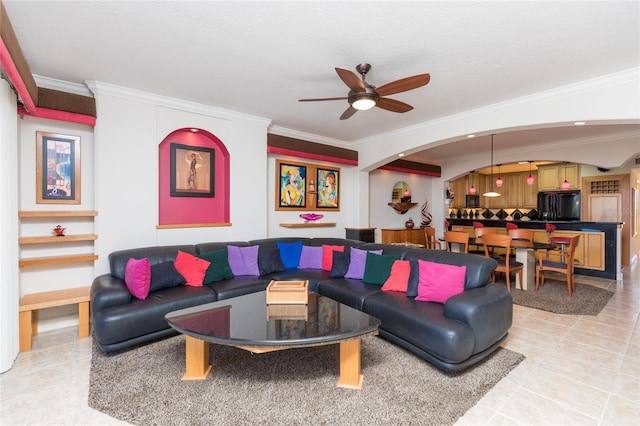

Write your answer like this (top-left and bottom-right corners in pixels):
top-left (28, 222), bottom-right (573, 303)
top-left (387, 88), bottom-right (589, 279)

top-left (279, 222), bottom-right (336, 228)
top-left (19, 234), bottom-right (98, 245)
top-left (19, 254), bottom-right (99, 268)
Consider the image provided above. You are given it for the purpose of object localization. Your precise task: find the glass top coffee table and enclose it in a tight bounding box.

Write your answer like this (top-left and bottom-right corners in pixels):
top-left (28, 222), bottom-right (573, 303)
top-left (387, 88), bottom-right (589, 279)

top-left (165, 291), bottom-right (380, 389)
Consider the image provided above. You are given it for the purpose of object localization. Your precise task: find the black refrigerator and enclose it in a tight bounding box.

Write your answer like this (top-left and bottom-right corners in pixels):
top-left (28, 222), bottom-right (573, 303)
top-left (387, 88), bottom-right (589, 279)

top-left (537, 191), bottom-right (581, 221)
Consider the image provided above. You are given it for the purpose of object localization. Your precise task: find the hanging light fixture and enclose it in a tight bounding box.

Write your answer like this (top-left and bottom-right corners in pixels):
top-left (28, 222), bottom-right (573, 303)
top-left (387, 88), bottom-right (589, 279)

top-left (469, 171), bottom-right (476, 195)
top-left (526, 161), bottom-right (535, 185)
top-left (483, 134), bottom-right (501, 197)
top-left (561, 161), bottom-right (571, 190)
top-left (495, 164), bottom-right (503, 187)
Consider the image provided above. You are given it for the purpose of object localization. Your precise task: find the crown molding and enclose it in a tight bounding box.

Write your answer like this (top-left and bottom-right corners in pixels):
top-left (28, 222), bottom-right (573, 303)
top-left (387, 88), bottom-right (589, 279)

top-left (268, 125), bottom-right (350, 148)
top-left (33, 74), bottom-right (93, 97)
top-left (85, 80), bottom-right (272, 128)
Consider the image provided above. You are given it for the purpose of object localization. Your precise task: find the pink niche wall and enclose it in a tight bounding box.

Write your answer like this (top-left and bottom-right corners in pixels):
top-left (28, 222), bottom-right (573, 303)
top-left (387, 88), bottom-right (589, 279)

top-left (158, 128), bottom-right (230, 226)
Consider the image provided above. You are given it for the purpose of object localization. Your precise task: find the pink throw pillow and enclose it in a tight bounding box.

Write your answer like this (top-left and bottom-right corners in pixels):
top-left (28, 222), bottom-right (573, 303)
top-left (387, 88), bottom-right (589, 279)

top-left (415, 260), bottom-right (466, 304)
top-left (322, 245), bottom-right (345, 271)
top-left (174, 250), bottom-right (210, 287)
top-left (124, 257), bottom-right (151, 299)
top-left (381, 260), bottom-right (411, 293)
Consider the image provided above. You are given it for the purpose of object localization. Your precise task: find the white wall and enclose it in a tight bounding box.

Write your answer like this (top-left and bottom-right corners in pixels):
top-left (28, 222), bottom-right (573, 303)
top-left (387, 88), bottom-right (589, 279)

top-left (0, 79), bottom-right (19, 372)
top-left (369, 170), bottom-right (435, 242)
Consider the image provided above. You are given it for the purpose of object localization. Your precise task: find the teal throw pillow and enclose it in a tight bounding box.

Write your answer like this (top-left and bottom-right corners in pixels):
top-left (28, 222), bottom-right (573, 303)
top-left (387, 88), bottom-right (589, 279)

top-left (198, 248), bottom-right (234, 284)
top-left (363, 252), bottom-right (401, 285)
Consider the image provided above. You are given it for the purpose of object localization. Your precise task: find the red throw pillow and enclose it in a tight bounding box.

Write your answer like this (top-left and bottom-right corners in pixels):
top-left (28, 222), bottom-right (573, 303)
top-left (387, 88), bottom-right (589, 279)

top-left (415, 260), bottom-right (466, 304)
top-left (381, 260), bottom-right (411, 293)
top-left (322, 245), bottom-right (345, 271)
top-left (174, 250), bottom-right (210, 287)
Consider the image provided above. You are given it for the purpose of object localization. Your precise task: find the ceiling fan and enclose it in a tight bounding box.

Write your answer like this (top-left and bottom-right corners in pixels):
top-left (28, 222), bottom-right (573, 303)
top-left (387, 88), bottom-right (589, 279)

top-left (299, 63), bottom-right (431, 120)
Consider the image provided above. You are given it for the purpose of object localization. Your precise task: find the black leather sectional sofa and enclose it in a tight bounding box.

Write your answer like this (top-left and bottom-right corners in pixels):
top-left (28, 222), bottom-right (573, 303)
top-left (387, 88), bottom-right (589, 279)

top-left (90, 237), bottom-right (512, 373)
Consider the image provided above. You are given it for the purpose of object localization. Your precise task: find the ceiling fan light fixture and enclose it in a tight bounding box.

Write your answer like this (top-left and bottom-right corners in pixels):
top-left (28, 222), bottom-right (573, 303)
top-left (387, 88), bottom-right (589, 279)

top-left (349, 91), bottom-right (378, 110)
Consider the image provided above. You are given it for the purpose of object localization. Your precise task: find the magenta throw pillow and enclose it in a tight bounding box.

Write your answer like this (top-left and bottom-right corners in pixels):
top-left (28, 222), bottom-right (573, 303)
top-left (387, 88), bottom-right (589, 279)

top-left (298, 246), bottom-right (323, 269)
top-left (227, 245), bottom-right (260, 276)
top-left (415, 260), bottom-right (466, 304)
top-left (124, 257), bottom-right (151, 299)
top-left (345, 248), bottom-right (383, 279)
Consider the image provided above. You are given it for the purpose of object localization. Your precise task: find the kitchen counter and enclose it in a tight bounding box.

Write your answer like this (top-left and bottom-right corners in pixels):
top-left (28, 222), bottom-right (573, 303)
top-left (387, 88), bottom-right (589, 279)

top-left (447, 219), bottom-right (622, 279)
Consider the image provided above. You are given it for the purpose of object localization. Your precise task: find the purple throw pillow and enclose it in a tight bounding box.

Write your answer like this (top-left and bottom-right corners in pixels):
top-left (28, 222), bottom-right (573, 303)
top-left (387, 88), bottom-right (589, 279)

top-left (345, 248), bottom-right (383, 279)
top-left (227, 245), bottom-right (260, 276)
top-left (298, 245), bottom-right (323, 269)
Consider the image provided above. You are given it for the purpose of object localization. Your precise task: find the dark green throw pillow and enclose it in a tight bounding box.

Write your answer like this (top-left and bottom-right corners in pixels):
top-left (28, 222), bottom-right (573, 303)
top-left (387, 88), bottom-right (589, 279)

top-left (363, 252), bottom-right (401, 285)
top-left (199, 248), bottom-right (234, 284)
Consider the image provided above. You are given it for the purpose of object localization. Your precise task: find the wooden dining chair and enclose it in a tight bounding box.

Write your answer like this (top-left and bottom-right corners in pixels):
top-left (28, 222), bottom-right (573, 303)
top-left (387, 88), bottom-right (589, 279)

top-left (472, 227), bottom-right (498, 255)
top-left (481, 233), bottom-right (523, 292)
top-left (423, 227), bottom-right (442, 250)
top-left (536, 235), bottom-right (581, 297)
top-left (444, 231), bottom-right (469, 253)
top-left (503, 228), bottom-right (535, 260)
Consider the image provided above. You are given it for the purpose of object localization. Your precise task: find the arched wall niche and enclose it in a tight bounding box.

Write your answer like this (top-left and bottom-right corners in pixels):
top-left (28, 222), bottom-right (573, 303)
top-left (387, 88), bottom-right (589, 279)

top-left (158, 128), bottom-right (230, 226)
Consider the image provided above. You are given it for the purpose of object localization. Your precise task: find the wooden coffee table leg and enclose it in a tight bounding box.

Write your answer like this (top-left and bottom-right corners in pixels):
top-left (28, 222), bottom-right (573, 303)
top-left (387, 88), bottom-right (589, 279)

top-left (337, 338), bottom-right (363, 389)
top-left (182, 336), bottom-right (212, 380)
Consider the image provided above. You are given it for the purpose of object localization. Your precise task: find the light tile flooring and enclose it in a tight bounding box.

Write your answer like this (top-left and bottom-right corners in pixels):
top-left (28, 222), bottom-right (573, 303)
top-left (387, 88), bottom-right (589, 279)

top-left (1, 265), bottom-right (638, 425)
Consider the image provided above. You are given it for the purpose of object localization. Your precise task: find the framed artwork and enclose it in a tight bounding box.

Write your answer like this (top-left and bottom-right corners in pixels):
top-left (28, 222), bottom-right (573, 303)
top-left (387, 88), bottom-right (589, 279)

top-left (317, 296), bottom-right (338, 335)
top-left (170, 143), bottom-right (215, 197)
top-left (36, 131), bottom-right (81, 204)
top-left (276, 159), bottom-right (307, 209)
top-left (316, 167), bottom-right (339, 209)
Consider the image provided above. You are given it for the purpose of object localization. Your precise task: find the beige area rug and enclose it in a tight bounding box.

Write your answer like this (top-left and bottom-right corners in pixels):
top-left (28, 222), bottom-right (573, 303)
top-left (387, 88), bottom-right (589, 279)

top-left (508, 278), bottom-right (614, 316)
top-left (89, 335), bottom-right (524, 426)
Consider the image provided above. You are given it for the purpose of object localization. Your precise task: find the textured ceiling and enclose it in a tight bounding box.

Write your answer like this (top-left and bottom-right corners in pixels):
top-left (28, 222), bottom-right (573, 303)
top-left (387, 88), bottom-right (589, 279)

top-left (3, 1), bottom-right (639, 165)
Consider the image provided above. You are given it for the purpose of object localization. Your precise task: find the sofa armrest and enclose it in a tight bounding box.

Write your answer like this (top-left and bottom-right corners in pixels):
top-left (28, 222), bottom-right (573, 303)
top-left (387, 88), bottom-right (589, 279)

top-left (91, 273), bottom-right (131, 312)
top-left (444, 284), bottom-right (512, 354)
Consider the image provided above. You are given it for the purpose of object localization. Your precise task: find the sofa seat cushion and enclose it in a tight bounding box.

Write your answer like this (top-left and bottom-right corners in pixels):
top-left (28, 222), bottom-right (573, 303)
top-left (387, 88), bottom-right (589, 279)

top-left (263, 268), bottom-right (332, 293)
top-left (206, 275), bottom-right (273, 300)
top-left (317, 278), bottom-right (383, 310)
top-left (92, 285), bottom-right (216, 346)
top-left (362, 291), bottom-right (475, 364)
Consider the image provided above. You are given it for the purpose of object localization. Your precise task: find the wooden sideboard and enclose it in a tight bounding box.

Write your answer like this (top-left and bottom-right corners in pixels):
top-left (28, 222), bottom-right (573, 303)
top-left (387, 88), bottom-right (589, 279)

top-left (381, 228), bottom-right (426, 246)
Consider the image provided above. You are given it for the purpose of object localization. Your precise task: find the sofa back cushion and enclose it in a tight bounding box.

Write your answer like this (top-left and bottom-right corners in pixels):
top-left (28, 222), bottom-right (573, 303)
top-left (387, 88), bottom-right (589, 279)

top-left (109, 245), bottom-right (197, 280)
top-left (402, 249), bottom-right (497, 290)
top-left (227, 245), bottom-right (260, 276)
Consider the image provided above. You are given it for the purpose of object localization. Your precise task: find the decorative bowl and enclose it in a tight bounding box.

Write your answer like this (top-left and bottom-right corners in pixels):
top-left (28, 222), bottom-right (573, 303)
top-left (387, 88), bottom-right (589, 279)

top-left (299, 213), bottom-right (323, 222)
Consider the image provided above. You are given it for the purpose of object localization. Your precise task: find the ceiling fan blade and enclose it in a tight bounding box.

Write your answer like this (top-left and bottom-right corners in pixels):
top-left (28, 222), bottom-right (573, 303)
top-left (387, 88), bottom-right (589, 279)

top-left (299, 97), bottom-right (348, 102)
top-left (335, 67), bottom-right (366, 92)
top-left (376, 97), bottom-right (414, 113)
top-left (339, 106), bottom-right (358, 120)
top-left (375, 73), bottom-right (430, 97)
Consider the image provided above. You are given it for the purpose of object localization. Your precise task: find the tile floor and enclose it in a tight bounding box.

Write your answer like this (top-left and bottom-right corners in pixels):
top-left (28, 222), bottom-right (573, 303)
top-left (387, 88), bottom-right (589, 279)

top-left (1, 265), bottom-right (638, 425)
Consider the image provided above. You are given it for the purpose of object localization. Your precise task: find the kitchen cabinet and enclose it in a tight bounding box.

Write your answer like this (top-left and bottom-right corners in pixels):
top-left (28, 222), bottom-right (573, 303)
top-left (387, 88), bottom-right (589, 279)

top-left (522, 171), bottom-right (538, 208)
top-left (448, 176), bottom-right (468, 208)
top-left (537, 163), bottom-right (580, 191)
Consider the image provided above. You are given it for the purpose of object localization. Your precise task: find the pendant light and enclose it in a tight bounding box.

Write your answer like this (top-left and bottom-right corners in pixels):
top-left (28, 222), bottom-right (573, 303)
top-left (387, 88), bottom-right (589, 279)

top-left (469, 171), bottom-right (476, 195)
top-left (526, 161), bottom-right (535, 185)
top-left (483, 134), bottom-right (501, 197)
top-left (561, 161), bottom-right (571, 190)
top-left (495, 164), bottom-right (503, 187)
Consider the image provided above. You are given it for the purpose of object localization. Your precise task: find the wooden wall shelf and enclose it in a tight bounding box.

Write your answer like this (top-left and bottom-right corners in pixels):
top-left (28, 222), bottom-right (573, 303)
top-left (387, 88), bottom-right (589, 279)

top-left (19, 234), bottom-right (98, 245)
top-left (19, 254), bottom-right (99, 268)
top-left (280, 222), bottom-right (336, 228)
top-left (388, 202), bottom-right (418, 214)
top-left (19, 210), bottom-right (98, 218)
